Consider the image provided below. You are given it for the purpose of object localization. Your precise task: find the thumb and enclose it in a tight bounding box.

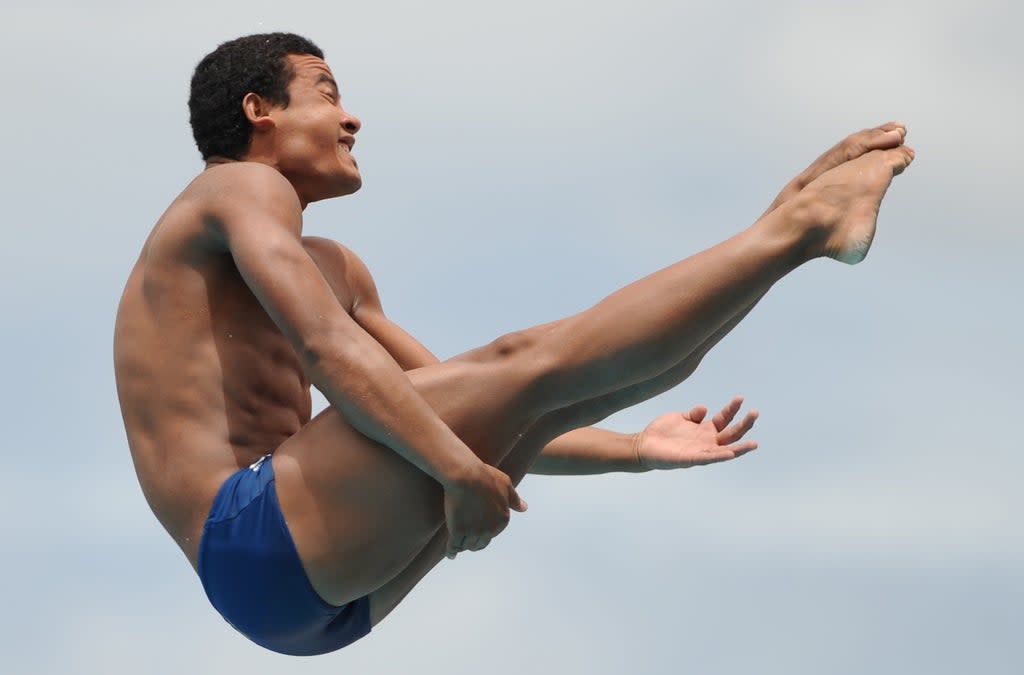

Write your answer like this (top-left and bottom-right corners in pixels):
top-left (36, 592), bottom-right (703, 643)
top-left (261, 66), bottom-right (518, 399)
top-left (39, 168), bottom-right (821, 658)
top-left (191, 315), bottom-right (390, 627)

top-left (445, 535), bottom-right (459, 559)
top-left (509, 486), bottom-right (528, 513)
top-left (687, 405), bottom-right (708, 423)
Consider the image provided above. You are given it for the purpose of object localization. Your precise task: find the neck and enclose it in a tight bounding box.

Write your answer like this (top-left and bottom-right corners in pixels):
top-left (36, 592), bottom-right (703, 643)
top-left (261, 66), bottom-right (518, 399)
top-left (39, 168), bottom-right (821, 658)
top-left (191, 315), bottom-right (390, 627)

top-left (202, 156), bottom-right (310, 210)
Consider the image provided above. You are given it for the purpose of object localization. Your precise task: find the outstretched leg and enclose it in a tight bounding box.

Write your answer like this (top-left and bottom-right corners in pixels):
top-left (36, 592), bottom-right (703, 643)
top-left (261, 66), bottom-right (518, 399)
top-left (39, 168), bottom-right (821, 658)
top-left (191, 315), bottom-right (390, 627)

top-left (363, 122), bottom-right (912, 623)
top-left (273, 141), bottom-right (915, 616)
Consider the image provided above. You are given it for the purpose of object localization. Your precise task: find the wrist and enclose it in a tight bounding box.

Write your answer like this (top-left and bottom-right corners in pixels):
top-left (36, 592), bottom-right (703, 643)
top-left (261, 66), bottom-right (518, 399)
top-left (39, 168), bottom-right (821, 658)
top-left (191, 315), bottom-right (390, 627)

top-left (438, 455), bottom-right (487, 491)
top-left (630, 431), bottom-right (651, 473)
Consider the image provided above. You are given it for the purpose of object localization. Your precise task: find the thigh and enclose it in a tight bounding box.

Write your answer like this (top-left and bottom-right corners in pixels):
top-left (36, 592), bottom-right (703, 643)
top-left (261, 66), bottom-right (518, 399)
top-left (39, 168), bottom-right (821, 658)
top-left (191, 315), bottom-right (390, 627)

top-left (273, 355), bottom-right (539, 608)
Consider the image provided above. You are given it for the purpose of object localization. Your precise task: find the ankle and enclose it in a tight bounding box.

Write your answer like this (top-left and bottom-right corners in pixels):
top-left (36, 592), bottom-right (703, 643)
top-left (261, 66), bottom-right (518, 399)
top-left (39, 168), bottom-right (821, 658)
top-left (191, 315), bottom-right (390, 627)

top-left (754, 195), bottom-right (829, 265)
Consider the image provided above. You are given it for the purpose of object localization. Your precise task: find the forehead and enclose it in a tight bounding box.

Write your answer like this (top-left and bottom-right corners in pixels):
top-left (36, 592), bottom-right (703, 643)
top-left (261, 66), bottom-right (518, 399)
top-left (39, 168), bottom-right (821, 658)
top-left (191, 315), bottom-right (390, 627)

top-left (285, 54), bottom-right (336, 86)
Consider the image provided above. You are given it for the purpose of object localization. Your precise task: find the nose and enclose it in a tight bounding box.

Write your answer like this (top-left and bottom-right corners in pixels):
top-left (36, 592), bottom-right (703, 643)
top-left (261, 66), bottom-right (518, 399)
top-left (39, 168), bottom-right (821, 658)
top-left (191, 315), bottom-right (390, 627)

top-left (342, 110), bottom-right (362, 134)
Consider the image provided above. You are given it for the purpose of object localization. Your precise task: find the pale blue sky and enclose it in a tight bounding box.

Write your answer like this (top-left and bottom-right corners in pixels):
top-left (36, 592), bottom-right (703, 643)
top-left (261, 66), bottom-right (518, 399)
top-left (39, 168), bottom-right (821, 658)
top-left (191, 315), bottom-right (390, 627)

top-left (1, 1), bottom-right (1021, 673)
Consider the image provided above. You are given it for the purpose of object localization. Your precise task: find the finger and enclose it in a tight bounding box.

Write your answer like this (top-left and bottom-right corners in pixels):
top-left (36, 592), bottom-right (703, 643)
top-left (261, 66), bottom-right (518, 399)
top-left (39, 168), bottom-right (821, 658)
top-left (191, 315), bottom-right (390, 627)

top-left (711, 396), bottom-right (744, 431)
top-left (464, 535), bottom-right (490, 552)
top-left (725, 439), bottom-right (758, 458)
top-left (717, 409), bottom-right (759, 444)
top-left (446, 542), bottom-right (459, 560)
top-left (509, 486), bottom-right (528, 513)
top-left (686, 404), bottom-right (708, 423)
top-left (696, 440), bottom-right (758, 465)
top-left (446, 534), bottom-right (467, 559)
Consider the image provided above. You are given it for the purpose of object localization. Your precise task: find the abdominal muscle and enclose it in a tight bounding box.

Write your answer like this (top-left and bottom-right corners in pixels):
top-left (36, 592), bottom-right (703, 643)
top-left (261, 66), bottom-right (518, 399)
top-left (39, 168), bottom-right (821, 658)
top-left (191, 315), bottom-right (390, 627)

top-left (114, 225), bottom-right (314, 569)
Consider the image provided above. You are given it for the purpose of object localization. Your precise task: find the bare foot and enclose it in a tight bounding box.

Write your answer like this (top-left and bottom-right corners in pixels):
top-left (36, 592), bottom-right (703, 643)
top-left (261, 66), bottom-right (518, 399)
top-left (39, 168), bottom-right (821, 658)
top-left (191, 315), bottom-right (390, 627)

top-left (797, 144), bottom-right (916, 264)
top-left (762, 121), bottom-right (908, 218)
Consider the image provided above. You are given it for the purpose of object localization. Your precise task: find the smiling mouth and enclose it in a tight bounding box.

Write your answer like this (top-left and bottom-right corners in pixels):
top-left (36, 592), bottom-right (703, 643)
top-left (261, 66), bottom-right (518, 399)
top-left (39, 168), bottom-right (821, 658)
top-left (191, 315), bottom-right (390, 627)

top-left (338, 143), bottom-right (358, 168)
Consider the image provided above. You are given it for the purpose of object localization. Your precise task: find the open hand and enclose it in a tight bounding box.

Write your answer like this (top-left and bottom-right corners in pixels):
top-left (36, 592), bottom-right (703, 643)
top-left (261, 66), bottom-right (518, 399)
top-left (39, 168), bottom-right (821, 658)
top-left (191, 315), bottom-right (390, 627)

top-left (636, 396), bottom-right (759, 470)
top-left (443, 462), bottom-right (527, 559)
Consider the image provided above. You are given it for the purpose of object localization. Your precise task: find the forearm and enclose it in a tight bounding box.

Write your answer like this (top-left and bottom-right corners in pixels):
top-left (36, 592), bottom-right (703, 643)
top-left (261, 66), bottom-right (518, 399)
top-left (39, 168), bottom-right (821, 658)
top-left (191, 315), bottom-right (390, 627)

top-left (307, 334), bottom-right (476, 487)
top-left (529, 426), bottom-right (649, 475)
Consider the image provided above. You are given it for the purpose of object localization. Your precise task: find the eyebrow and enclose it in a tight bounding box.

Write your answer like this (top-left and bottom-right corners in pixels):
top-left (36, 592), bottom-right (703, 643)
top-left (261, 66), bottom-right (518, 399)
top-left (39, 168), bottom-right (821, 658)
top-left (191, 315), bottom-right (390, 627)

top-left (315, 73), bottom-right (339, 97)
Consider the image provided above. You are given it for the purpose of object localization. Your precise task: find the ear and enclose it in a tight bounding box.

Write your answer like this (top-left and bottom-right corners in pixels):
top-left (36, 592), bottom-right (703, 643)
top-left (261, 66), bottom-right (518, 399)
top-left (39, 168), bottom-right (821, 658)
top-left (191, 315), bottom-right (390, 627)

top-left (242, 93), bottom-right (276, 131)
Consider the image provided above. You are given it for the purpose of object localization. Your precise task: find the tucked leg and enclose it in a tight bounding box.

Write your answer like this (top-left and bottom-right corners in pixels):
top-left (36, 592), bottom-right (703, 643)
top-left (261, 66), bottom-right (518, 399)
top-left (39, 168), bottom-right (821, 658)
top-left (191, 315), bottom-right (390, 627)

top-left (273, 144), bottom-right (915, 615)
top-left (365, 301), bottom-right (760, 625)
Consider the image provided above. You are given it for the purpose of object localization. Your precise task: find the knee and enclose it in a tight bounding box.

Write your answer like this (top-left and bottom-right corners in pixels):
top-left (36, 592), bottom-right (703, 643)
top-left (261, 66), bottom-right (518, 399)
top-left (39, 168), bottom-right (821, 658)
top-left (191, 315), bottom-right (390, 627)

top-left (479, 325), bottom-right (560, 378)
top-left (488, 329), bottom-right (538, 358)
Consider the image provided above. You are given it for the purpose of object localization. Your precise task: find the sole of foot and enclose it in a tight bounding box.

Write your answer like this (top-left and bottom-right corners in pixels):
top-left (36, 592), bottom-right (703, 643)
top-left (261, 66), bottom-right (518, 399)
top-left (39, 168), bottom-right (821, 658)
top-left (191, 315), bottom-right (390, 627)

top-left (803, 144), bottom-right (916, 264)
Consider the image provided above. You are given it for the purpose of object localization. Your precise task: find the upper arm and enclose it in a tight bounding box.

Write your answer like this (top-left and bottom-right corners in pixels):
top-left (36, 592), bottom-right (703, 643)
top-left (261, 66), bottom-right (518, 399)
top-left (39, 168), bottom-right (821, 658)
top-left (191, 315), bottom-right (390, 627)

top-left (203, 164), bottom-right (365, 361)
top-left (355, 297), bottom-right (440, 371)
top-left (302, 236), bottom-right (440, 371)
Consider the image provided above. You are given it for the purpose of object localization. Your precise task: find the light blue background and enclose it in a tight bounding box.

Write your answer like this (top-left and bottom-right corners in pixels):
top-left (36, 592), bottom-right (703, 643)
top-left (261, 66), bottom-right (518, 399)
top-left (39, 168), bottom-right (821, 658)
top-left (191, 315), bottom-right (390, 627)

top-left (2, 1), bottom-right (1020, 673)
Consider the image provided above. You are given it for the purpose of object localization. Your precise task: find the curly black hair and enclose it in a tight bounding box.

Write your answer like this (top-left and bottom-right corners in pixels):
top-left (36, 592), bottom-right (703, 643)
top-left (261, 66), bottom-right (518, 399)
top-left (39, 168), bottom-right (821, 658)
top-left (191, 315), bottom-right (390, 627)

top-left (188, 33), bottom-right (324, 160)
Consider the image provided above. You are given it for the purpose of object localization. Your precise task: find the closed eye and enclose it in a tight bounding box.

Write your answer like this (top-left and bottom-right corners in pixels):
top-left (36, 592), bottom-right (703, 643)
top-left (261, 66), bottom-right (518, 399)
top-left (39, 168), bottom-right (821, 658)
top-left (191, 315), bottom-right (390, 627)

top-left (315, 74), bottom-right (341, 104)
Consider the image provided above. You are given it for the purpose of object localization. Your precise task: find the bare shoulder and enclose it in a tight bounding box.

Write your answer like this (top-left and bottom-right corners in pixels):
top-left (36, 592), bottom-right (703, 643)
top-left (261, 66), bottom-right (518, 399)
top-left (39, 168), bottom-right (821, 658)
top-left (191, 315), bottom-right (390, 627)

top-left (193, 161), bottom-right (298, 203)
top-left (302, 236), bottom-right (382, 312)
top-left (187, 162), bottom-right (304, 239)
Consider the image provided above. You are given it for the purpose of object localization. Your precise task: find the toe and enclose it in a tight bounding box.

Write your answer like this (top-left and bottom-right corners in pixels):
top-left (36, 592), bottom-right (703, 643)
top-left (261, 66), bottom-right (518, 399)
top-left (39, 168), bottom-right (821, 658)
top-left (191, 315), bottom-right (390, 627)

top-left (890, 145), bottom-right (915, 175)
top-left (879, 120), bottom-right (907, 138)
top-left (868, 127), bottom-right (905, 151)
top-left (848, 125), bottom-right (904, 160)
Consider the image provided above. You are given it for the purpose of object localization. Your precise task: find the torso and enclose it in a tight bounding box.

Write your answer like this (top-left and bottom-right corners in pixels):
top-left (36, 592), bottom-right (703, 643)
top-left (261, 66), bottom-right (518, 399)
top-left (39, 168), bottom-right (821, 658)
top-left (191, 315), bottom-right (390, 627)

top-left (113, 171), bottom-right (363, 568)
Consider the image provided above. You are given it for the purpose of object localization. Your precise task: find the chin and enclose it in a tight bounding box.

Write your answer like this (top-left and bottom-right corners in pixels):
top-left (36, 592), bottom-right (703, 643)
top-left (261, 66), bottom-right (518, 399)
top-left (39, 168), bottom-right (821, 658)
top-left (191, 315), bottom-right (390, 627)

top-left (335, 173), bottom-right (362, 196)
top-left (308, 173), bottom-right (362, 203)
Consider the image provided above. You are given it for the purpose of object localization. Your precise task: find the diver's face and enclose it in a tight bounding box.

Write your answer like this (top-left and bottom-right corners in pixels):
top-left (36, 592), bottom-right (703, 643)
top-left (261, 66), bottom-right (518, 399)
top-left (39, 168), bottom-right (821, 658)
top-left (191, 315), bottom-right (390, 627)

top-left (267, 54), bottom-right (363, 202)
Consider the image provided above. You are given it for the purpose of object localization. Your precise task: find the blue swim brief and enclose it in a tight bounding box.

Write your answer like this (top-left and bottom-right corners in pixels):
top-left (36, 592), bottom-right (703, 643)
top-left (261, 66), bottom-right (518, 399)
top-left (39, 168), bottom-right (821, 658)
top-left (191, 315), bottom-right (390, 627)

top-left (198, 454), bottom-right (371, 656)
